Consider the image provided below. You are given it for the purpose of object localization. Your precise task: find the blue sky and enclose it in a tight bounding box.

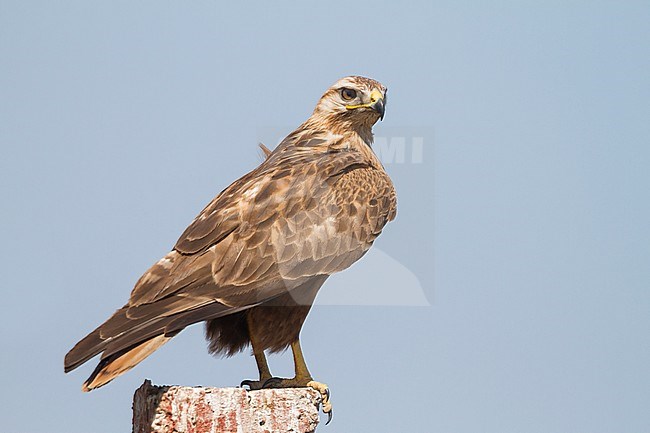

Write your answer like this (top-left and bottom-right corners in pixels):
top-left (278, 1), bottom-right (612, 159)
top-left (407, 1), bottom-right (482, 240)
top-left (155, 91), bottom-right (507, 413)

top-left (1, 1), bottom-right (649, 432)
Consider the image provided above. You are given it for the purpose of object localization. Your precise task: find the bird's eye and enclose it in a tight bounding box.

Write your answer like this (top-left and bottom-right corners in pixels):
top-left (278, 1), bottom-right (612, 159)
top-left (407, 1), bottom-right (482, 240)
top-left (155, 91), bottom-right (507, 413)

top-left (340, 88), bottom-right (357, 101)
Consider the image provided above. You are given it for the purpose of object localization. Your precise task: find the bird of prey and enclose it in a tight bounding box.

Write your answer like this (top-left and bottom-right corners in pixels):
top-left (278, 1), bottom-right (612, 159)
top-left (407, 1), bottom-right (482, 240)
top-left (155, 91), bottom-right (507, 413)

top-left (64, 76), bottom-right (396, 420)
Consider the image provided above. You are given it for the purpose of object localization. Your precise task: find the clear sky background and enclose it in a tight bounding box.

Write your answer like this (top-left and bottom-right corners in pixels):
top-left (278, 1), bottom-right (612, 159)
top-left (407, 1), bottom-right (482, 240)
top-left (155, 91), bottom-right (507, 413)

top-left (1, 1), bottom-right (649, 432)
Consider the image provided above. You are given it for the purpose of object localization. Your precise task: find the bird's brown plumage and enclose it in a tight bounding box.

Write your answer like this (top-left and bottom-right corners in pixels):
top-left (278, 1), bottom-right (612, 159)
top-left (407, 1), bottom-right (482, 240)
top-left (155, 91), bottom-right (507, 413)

top-left (64, 76), bottom-right (397, 392)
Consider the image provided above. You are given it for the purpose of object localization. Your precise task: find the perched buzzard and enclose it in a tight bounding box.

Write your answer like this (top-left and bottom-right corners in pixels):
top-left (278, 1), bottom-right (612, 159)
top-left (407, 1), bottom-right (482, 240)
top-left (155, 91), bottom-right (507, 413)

top-left (64, 76), bottom-right (396, 420)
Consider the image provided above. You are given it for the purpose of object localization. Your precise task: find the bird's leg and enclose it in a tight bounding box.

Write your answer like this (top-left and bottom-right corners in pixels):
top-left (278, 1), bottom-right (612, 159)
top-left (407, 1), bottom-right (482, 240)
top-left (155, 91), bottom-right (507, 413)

top-left (240, 313), bottom-right (272, 390)
top-left (263, 339), bottom-right (332, 423)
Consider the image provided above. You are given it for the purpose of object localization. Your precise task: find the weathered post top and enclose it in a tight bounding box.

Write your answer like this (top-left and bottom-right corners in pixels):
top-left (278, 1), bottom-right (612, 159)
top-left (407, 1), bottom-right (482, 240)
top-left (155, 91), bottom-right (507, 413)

top-left (133, 380), bottom-right (322, 433)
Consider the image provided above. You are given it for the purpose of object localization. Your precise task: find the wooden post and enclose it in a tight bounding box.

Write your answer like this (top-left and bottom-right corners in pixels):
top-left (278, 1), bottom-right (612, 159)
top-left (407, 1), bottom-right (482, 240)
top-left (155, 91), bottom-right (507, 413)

top-left (133, 380), bottom-right (322, 433)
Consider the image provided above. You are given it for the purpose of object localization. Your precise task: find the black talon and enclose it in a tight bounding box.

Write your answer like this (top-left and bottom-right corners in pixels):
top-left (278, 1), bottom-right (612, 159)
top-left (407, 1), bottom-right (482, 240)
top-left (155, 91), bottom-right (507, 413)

top-left (325, 409), bottom-right (333, 425)
top-left (324, 388), bottom-right (330, 401)
top-left (240, 380), bottom-right (253, 389)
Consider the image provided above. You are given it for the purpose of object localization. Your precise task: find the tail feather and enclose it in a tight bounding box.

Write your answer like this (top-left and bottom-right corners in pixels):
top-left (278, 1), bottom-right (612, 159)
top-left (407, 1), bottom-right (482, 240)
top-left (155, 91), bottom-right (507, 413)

top-left (82, 335), bottom-right (170, 392)
top-left (64, 299), bottom-right (243, 390)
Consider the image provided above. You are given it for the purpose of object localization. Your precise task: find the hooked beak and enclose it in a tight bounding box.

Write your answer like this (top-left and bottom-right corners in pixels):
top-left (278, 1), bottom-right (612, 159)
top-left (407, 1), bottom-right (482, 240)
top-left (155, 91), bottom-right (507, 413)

top-left (345, 88), bottom-right (387, 120)
top-left (369, 89), bottom-right (385, 121)
top-left (371, 99), bottom-right (385, 120)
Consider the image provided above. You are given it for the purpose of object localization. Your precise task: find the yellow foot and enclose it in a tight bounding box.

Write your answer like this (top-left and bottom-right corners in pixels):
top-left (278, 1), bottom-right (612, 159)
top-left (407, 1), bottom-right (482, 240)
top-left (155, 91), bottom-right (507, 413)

top-left (307, 380), bottom-right (332, 424)
top-left (262, 377), bottom-right (332, 424)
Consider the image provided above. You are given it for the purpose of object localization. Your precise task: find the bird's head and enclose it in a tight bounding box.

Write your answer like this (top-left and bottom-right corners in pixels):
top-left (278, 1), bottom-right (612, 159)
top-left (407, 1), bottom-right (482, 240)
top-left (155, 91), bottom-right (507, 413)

top-left (311, 76), bottom-right (387, 133)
